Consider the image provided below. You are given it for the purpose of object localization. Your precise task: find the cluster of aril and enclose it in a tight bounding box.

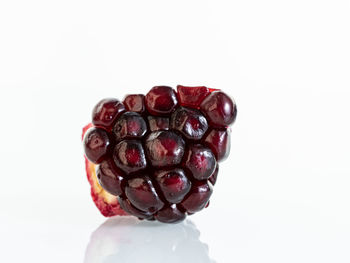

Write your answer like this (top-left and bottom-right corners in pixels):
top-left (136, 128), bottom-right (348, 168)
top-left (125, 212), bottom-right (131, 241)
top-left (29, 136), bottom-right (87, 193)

top-left (83, 85), bottom-right (237, 223)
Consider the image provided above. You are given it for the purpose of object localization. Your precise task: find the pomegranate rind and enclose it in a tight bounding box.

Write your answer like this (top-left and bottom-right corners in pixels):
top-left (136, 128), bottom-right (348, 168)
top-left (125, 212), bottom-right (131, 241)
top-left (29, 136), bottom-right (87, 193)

top-left (83, 123), bottom-right (128, 217)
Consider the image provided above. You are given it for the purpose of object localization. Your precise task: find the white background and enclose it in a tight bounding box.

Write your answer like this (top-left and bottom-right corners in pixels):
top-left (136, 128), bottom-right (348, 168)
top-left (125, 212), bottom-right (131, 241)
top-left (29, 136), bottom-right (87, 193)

top-left (0, 0), bottom-right (350, 262)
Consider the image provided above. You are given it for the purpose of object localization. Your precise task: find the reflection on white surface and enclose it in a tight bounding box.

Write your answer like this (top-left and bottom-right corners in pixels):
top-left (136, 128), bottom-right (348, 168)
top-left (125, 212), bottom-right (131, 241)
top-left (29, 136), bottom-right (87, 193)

top-left (84, 216), bottom-right (215, 263)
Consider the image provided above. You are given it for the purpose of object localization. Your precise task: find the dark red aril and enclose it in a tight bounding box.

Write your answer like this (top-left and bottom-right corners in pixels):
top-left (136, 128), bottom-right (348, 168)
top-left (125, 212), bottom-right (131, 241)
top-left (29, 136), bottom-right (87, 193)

top-left (183, 144), bottom-right (217, 180)
top-left (145, 131), bottom-right (185, 167)
top-left (83, 127), bottom-right (110, 164)
top-left (154, 168), bottom-right (191, 204)
top-left (200, 91), bottom-right (237, 128)
top-left (208, 165), bottom-right (219, 185)
top-left (113, 140), bottom-right (147, 174)
top-left (97, 159), bottom-right (125, 196)
top-left (148, 116), bottom-right (170, 131)
top-left (123, 94), bottom-right (145, 113)
top-left (203, 128), bottom-right (231, 162)
top-left (125, 176), bottom-right (164, 213)
top-left (118, 196), bottom-right (154, 219)
top-left (113, 112), bottom-right (147, 141)
top-left (145, 86), bottom-right (178, 116)
top-left (170, 107), bottom-right (208, 140)
top-left (92, 98), bottom-right (125, 130)
top-left (155, 204), bottom-right (186, 223)
top-left (180, 180), bottom-right (213, 213)
top-left (177, 85), bottom-right (210, 108)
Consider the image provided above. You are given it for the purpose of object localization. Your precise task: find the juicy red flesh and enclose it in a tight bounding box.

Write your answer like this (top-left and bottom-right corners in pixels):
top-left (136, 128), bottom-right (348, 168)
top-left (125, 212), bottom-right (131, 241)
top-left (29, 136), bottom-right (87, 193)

top-left (83, 86), bottom-right (236, 223)
top-left (154, 168), bottom-right (191, 204)
top-left (125, 176), bottom-right (164, 213)
top-left (145, 131), bottom-right (185, 167)
top-left (113, 112), bottom-right (147, 141)
top-left (148, 116), bottom-right (170, 131)
top-left (203, 128), bottom-right (231, 162)
top-left (177, 85), bottom-right (210, 108)
top-left (123, 94), bottom-right (145, 113)
top-left (145, 86), bottom-right (178, 116)
top-left (113, 140), bottom-right (147, 174)
top-left (92, 98), bottom-right (125, 130)
top-left (83, 127), bottom-right (110, 164)
top-left (200, 91), bottom-right (237, 128)
top-left (183, 144), bottom-right (217, 180)
top-left (97, 159), bottom-right (125, 196)
top-left (170, 107), bottom-right (208, 140)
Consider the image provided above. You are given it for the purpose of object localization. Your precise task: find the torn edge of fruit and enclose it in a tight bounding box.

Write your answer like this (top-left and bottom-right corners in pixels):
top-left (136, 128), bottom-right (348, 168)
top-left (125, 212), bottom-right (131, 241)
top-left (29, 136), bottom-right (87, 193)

top-left (83, 123), bottom-right (128, 217)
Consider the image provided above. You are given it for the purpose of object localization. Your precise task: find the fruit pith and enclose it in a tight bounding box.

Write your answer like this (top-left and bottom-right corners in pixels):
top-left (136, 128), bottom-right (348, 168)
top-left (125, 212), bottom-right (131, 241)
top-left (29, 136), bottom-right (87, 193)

top-left (83, 85), bottom-right (237, 223)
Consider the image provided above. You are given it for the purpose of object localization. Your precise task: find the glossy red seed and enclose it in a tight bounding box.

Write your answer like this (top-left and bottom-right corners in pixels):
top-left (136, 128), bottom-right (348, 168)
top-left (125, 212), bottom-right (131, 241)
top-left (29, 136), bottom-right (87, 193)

top-left (113, 112), bottom-right (147, 141)
top-left (83, 127), bottom-right (110, 164)
top-left (180, 180), bottom-right (213, 213)
top-left (123, 94), bottom-right (145, 113)
top-left (118, 196), bottom-right (154, 219)
top-left (155, 204), bottom-right (186, 223)
top-left (113, 140), bottom-right (147, 174)
top-left (183, 144), bottom-right (217, 180)
top-left (154, 168), bottom-right (191, 204)
top-left (145, 131), bottom-right (185, 167)
top-left (145, 86), bottom-right (178, 116)
top-left (125, 176), bottom-right (164, 213)
top-left (170, 107), bottom-right (208, 140)
top-left (203, 128), bottom-right (231, 162)
top-left (92, 98), bottom-right (125, 130)
top-left (177, 85), bottom-right (210, 108)
top-left (97, 159), bottom-right (125, 196)
top-left (200, 91), bottom-right (237, 128)
top-left (147, 116), bottom-right (169, 131)
top-left (208, 165), bottom-right (218, 185)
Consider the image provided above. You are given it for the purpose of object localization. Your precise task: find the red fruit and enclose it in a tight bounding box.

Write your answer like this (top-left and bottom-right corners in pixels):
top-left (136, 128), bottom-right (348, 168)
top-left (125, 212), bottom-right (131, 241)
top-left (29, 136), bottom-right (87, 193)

top-left (123, 94), bottom-right (145, 113)
top-left (177, 85), bottom-right (210, 108)
top-left (145, 131), bottom-right (185, 167)
top-left (97, 159), bottom-right (125, 196)
top-left (203, 128), bottom-right (231, 162)
top-left (145, 86), bottom-right (178, 116)
top-left (180, 180), bottom-right (213, 213)
top-left (155, 204), bottom-right (186, 223)
top-left (83, 127), bottom-right (110, 164)
top-left (113, 140), bottom-right (147, 174)
top-left (170, 107), bottom-right (208, 140)
top-left (183, 144), bottom-right (217, 180)
top-left (83, 85), bottom-right (236, 223)
top-left (125, 176), bottom-right (164, 213)
top-left (154, 168), bottom-right (191, 204)
top-left (92, 98), bottom-right (125, 130)
top-left (200, 91), bottom-right (237, 128)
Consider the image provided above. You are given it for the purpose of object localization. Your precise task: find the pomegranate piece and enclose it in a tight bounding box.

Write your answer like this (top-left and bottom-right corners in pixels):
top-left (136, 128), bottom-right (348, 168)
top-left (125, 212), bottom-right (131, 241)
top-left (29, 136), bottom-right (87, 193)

top-left (92, 98), bottom-right (125, 130)
top-left (177, 85), bottom-right (210, 108)
top-left (125, 176), bottom-right (165, 213)
top-left (123, 94), bottom-right (145, 113)
top-left (200, 91), bottom-right (237, 128)
top-left (145, 131), bottom-right (185, 167)
top-left (83, 127), bottom-right (110, 164)
top-left (82, 85), bottom-right (237, 222)
top-left (203, 128), bottom-right (231, 162)
top-left (145, 86), bottom-right (178, 116)
top-left (113, 140), bottom-right (147, 174)
top-left (113, 112), bottom-right (147, 141)
top-left (170, 107), bottom-right (208, 140)
top-left (154, 168), bottom-right (191, 204)
top-left (183, 144), bottom-right (217, 180)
